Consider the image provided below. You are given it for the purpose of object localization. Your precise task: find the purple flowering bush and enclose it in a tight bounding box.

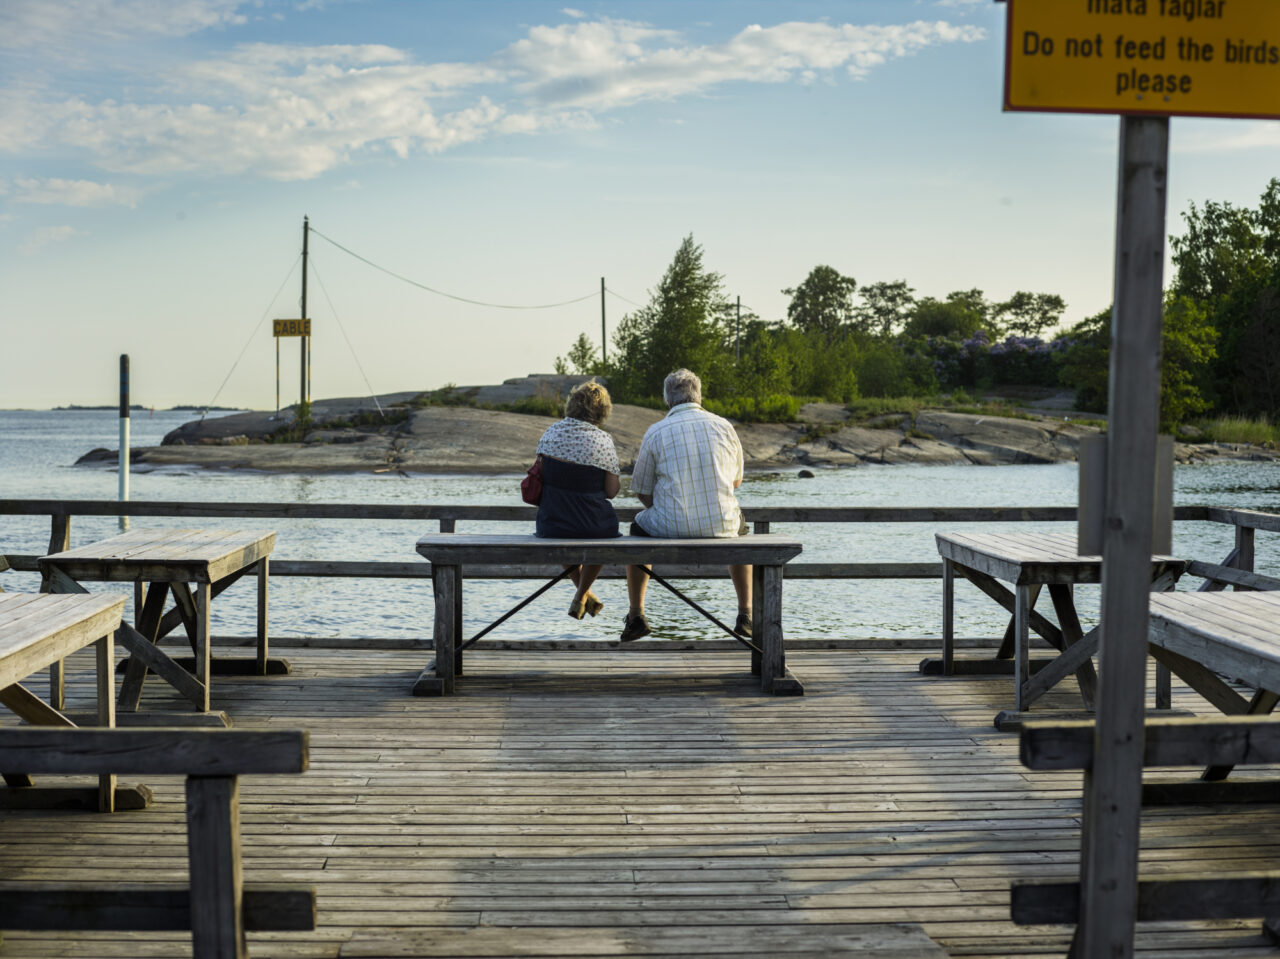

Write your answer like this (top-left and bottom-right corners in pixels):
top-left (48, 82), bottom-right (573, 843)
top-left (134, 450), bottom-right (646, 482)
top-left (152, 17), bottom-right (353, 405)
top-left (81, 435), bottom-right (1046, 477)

top-left (909, 331), bottom-right (1067, 389)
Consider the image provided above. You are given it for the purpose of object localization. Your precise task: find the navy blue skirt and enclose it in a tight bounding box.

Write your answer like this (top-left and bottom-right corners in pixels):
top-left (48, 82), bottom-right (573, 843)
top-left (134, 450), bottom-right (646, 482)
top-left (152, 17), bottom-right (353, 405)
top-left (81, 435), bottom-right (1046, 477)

top-left (535, 457), bottom-right (620, 539)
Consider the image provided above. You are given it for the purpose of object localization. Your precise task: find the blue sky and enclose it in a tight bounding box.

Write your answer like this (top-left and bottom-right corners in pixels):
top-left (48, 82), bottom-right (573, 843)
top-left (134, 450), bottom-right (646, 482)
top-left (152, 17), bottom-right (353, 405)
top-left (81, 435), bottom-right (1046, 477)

top-left (2, 0), bottom-right (1277, 409)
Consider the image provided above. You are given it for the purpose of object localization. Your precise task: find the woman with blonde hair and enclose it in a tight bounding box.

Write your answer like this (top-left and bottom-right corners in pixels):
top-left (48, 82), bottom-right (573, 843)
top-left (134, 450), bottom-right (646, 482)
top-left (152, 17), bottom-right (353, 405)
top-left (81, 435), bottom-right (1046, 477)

top-left (533, 380), bottom-right (621, 618)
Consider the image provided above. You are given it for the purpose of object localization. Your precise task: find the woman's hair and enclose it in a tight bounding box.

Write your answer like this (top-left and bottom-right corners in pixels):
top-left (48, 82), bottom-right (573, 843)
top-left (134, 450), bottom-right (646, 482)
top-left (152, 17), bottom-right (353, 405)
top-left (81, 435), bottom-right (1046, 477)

top-left (564, 380), bottom-right (612, 425)
top-left (663, 368), bottom-right (701, 407)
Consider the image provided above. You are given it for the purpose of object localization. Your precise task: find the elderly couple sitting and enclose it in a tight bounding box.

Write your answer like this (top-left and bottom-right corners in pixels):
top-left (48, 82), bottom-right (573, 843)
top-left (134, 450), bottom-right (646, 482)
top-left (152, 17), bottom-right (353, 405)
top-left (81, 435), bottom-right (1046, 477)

top-left (532, 367), bottom-right (752, 643)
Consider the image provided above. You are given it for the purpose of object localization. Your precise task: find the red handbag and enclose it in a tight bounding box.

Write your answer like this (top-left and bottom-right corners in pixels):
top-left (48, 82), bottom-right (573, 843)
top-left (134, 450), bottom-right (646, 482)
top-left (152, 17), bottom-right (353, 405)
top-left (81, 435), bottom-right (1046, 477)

top-left (521, 457), bottom-right (543, 505)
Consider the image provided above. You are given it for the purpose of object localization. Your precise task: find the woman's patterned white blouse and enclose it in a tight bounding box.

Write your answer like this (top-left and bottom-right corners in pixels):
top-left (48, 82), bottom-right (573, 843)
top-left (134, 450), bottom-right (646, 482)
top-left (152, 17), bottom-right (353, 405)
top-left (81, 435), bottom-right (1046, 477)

top-left (536, 417), bottom-right (620, 474)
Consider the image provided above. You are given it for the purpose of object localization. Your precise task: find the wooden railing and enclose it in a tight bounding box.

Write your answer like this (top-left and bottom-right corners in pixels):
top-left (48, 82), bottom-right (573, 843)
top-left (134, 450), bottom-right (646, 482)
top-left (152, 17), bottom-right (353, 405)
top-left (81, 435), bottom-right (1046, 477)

top-left (0, 499), bottom-right (1276, 591)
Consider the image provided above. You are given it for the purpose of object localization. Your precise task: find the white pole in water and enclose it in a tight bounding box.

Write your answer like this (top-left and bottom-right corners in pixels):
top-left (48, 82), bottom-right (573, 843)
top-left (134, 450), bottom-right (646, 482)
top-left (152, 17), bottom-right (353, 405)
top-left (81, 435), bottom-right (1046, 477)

top-left (119, 354), bottom-right (130, 531)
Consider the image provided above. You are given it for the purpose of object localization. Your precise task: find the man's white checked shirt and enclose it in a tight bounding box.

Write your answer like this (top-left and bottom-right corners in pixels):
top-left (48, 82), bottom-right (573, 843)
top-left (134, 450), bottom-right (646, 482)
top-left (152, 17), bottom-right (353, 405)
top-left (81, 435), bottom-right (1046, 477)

top-left (631, 402), bottom-right (745, 538)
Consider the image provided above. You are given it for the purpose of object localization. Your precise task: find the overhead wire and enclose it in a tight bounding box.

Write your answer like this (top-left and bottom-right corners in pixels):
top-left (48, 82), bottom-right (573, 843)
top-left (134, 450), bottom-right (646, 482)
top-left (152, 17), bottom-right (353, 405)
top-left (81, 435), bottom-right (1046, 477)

top-left (308, 255), bottom-right (385, 419)
top-left (202, 255), bottom-right (300, 419)
top-left (310, 227), bottom-right (598, 310)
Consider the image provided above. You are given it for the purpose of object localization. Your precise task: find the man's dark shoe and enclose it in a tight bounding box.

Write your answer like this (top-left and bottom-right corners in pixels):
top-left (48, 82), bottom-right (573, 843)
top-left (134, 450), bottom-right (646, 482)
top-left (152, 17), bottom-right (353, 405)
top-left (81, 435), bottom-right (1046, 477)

top-left (734, 612), bottom-right (752, 638)
top-left (620, 612), bottom-right (651, 642)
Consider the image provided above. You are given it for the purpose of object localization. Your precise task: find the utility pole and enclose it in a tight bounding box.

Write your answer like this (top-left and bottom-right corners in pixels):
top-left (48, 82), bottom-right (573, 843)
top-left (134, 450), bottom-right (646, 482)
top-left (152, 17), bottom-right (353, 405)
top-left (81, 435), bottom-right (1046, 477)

top-left (600, 277), bottom-right (607, 367)
top-left (301, 215), bottom-right (310, 406)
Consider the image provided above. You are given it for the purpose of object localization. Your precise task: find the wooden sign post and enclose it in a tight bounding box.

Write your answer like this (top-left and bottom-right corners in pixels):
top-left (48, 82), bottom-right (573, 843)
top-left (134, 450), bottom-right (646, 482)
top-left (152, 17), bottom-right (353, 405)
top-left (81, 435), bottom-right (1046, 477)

top-left (272, 319), bottom-right (311, 413)
top-left (1001, 1), bottom-right (1280, 954)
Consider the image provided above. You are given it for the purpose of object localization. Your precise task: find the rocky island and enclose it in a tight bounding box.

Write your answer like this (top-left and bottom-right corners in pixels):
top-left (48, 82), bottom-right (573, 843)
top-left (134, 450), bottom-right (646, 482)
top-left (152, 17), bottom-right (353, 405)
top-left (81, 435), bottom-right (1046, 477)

top-left (76, 374), bottom-right (1278, 475)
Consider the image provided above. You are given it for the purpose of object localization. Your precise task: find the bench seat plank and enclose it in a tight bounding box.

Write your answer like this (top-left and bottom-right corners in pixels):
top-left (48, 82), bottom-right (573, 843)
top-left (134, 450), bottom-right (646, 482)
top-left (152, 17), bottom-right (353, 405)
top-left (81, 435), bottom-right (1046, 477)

top-left (0, 885), bottom-right (314, 932)
top-left (415, 533), bottom-right (803, 567)
top-left (0, 728), bottom-right (308, 775)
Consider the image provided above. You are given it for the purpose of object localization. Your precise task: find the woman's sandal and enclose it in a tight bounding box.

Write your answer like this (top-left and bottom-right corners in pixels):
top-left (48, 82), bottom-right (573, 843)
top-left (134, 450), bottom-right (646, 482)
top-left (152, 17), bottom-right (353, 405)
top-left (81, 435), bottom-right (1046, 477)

top-left (584, 592), bottom-right (604, 617)
top-left (568, 598), bottom-right (587, 620)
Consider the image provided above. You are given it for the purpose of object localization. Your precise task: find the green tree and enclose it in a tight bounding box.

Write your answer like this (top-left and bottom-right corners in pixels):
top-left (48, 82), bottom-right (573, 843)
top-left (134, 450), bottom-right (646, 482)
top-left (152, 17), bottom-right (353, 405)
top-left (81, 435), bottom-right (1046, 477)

top-left (735, 322), bottom-right (790, 405)
top-left (782, 265), bottom-right (857, 339)
top-left (1170, 179), bottom-right (1280, 416)
top-left (1057, 297), bottom-right (1218, 429)
top-left (993, 291), bottom-right (1067, 338)
top-left (851, 280), bottom-right (915, 338)
top-left (946, 288), bottom-right (991, 326)
top-left (563, 333), bottom-right (598, 375)
top-left (608, 235), bottom-right (733, 400)
top-left (903, 297), bottom-right (985, 340)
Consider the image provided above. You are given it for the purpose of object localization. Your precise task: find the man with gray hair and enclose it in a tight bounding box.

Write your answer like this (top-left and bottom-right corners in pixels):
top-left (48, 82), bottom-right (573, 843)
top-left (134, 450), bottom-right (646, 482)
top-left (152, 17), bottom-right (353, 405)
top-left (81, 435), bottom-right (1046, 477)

top-left (621, 368), bottom-right (751, 642)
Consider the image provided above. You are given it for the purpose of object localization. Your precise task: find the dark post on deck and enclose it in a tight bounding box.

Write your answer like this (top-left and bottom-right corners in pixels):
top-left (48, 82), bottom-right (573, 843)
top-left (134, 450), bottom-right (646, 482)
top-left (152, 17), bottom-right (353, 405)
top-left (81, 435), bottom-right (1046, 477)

top-left (1076, 114), bottom-right (1170, 958)
top-left (118, 354), bottom-right (129, 530)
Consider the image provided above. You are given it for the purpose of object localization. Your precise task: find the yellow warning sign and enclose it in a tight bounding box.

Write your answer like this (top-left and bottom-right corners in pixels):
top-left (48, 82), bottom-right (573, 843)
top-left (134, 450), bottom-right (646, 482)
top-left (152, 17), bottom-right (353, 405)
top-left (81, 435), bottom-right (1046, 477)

top-left (1004, 0), bottom-right (1280, 119)
top-left (273, 319), bottom-right (311, 337)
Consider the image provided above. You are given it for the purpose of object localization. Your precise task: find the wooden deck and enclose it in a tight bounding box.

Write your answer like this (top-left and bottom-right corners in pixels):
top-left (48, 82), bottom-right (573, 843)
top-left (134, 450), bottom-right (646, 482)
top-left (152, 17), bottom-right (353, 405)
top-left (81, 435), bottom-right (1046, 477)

top-left (3, 638), bottom-right (1280, 958)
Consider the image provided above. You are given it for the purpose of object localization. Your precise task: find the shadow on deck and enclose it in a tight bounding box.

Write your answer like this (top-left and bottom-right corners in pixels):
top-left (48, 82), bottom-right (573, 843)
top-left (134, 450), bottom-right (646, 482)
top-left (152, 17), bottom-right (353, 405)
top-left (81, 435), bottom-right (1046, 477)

top-left (2, 640), bottom-right (1279, 958)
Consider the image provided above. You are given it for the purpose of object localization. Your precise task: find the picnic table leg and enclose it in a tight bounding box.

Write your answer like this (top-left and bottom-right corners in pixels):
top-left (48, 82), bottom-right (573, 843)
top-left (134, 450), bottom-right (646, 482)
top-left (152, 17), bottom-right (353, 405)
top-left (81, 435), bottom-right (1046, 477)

top-left (415, 565), bottom-right (456, 695)
top-left (186, 774), bottom-right (247, 959)
top-left (942, 559), bottom-right (954, 675)
top-left (48, 661), bottom-right (65, 712)
top-left (750, 566), bottom-right (763, 677)
top-left (256, 558), bottom-right (269, 675)
top-left (119, 581), bottom-right (172, 709)
top-left (454, 569), bottom-right (464, 678)
top-left (195, 583), bottom-right (212, 713)
top-left (1047, 584), bottom-right (1098, 710)
top-left (1014, 584), bottom-right (1031, 713)
top-left (997, 584), bottom-right (1041, 660)
top-left (96, 631), bottom-right (116, 813)
top-left (1154, 662), bottom-right (1172, 710)
top-left (759, 565), bottom-right (782, 692)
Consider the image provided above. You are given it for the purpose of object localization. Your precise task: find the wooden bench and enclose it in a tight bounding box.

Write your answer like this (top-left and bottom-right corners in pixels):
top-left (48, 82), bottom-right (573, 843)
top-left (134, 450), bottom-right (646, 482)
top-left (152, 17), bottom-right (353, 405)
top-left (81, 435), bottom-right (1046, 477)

top-left (0, 727), bottom-right (314, 959)
top-left (1013, 716), bottom-right (1280, 947)
top-left (414, 533), bottom-right (804, 695)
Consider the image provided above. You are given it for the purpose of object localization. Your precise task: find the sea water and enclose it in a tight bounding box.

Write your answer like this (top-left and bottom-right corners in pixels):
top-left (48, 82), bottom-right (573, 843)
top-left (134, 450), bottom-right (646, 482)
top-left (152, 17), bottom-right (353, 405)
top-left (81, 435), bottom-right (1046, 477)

top-left (0, 408), bottom-right (1277, 642)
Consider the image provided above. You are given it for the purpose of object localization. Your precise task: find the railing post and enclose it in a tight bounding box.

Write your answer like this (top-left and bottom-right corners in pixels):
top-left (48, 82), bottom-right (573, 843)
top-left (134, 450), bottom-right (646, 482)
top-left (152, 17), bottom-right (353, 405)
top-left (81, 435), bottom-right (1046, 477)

top-left (45, 511), bottom-right (71, 709)
top-left (1234, 523), bottom-right (1256, 586)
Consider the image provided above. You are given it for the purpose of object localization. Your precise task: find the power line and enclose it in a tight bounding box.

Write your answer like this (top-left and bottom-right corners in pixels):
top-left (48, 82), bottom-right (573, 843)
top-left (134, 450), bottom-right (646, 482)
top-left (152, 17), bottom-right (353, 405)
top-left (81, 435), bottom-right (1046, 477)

top-left (203, 255), bottom-right (300, 418)
top-left (604, 286), bottom-right (645, 309)
top-left (310, 227), bottom-right (598, 311)
top-left (309, 255), bottom-right (385, 419)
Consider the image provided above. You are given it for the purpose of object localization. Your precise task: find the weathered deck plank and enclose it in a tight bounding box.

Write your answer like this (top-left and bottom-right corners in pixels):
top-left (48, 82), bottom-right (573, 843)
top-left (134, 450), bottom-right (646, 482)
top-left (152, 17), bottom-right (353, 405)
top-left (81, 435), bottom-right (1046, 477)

top-left (2, 641), bottom-right (1279, 957)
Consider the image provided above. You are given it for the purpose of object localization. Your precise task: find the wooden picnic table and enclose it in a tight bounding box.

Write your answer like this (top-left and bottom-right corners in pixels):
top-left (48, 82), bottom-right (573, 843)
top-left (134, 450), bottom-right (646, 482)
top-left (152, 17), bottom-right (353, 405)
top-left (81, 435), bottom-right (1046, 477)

top-left (1146, 590), bottom-right (1280, 801)
top-left (0, 592), bottom-right (130, 811)
top-left (925, 530), bottom-right (1186, 723)
top-left (414, 533), bottom-right (804, 695)
top-left (38, 529), bottom-right (281, 714)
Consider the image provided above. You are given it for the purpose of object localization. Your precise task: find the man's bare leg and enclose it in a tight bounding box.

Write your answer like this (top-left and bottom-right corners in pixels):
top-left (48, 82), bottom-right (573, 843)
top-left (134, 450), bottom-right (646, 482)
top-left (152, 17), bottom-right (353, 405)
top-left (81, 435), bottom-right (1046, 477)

top-left (625, 565), bottom-right (650, 615)
top-left (730, 564), bottom-right (752, 612)
top-left (730, 564), bottom-right (752, 637)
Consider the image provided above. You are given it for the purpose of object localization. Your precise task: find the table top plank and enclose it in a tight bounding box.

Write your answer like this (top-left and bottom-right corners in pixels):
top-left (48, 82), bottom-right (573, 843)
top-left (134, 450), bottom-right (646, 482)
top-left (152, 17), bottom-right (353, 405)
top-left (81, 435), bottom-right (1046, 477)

top-left (416, 533), bottom-right (802, 567)
top-left (1149, 592), bottom-right (1280, 694)
top-left (0, 593), bottom-right (125, 690)
top-left (40, 529), bottom-right (275, 584)
top-left (937, 530), bottom-right (1183, 585)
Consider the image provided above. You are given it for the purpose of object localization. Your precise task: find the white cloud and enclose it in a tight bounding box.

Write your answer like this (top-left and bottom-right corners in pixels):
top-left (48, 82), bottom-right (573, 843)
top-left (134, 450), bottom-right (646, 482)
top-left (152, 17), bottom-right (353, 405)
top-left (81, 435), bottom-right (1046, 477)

top-left (13, 177), bottom-right (143, 207)
top-left (562, 8), bottom-right (587, 19)
top-left (18, 225), bottom-right (84, 254)
top-left (0, 0), bottom-right (246, 53)
top-left (1175, 121), bottom-right (1280, 155)
top-left (0, 13), bottom-right (984, 182)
